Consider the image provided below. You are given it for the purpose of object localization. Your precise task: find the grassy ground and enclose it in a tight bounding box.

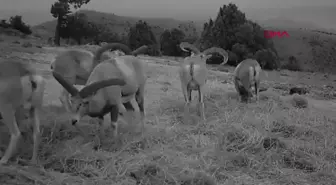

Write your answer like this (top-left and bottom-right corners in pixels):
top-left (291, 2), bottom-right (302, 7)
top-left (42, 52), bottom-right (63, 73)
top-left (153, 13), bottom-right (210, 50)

top-left (0, 36), bottom-right (336, 185)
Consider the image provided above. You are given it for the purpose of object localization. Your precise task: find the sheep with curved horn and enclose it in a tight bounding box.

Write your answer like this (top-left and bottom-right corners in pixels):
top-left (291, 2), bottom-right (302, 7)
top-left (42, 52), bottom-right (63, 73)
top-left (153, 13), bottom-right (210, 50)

top-left (51, 43), bottom-right (148, 112)
top-left (52, 43), bottom-right (148, 142)
top-left (179, 42), bottom-right (229, 123)
top-left (233, 59), bottom-right (261, 103)
top-left (0, 61), bottom-right (45, 165)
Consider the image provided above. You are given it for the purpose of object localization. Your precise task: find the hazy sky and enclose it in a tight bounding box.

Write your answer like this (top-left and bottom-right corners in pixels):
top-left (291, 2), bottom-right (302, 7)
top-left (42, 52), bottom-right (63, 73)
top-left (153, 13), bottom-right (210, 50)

top-left (1, 0), bottom-right (336, 20)
top-left (0, 0), bottom-right (335, 29)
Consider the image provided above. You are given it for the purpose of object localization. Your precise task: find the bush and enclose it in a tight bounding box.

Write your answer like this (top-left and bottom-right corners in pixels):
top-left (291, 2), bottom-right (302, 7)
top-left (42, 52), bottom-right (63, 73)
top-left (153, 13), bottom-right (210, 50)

top-left (281, 56), bottom-right (302, 71)
top-left (254, 49), bottom-right (279, 70)
top-left (160, 28), bottom-right (185, 56)
top-left (200, 3), bottom-right (279, 69)
top-left (0, 19), bottom-right (11, 28)
top-left (128, 20), bottom-right (158, 56)
top-left (9, 15), bottom-right (32, 34)
top-left (291, 94), bottom-right (308, 108)
top-left (0, 16), bottom-right (32, 35)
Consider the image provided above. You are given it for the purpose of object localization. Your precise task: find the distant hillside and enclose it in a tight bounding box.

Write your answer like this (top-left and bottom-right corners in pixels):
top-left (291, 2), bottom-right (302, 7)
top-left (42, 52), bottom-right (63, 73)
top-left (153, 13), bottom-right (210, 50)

top-left (257, 19), bottom-right (320, 30)
top-left (33, 10), bottom-right (203, 41)
top-left (31, 9), bottom-right (336, 74)
top-left (243, 6), bottom-right (336, 30)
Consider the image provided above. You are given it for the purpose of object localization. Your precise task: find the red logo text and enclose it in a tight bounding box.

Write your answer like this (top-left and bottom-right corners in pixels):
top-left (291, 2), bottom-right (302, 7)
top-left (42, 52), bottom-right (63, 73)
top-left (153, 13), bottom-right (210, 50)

top-left (264, 30), bottom-right (289, 38)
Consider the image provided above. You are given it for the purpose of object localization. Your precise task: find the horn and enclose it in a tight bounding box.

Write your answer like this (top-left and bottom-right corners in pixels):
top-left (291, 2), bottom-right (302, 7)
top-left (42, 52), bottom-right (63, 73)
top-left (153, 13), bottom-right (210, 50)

top-left (131, 45), bottom-right (148, 56)
top-left (93, 43), bottom-right (133, 63)
top-left (179, 42), bottom-right (200, 55)
top-left (202, 47), bottom-right (229, 65)
top-left (79, 78), bottom-right (126, 98)
top-left (52, 72), bottom-right (79, 96)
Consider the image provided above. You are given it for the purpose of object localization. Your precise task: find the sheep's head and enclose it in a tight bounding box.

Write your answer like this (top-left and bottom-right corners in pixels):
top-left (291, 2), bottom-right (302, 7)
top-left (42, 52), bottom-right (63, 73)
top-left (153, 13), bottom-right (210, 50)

top-left (179, 42), bottom-right (229, 65)
top-left (52, 72), bottom-right (126, 124)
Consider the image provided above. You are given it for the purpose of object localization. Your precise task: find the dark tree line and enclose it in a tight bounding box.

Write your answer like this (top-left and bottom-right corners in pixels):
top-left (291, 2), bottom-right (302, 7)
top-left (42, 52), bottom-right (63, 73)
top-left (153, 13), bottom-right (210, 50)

top-left (200, 3), bottom-right (278, 69)
top-left (49, 1), bottom-right (279, 69)
top-left (0, 15), bottom-right (32, 35)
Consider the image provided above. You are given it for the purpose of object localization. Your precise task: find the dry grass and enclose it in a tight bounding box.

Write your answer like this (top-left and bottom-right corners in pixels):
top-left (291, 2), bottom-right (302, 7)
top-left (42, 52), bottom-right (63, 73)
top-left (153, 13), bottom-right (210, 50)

top-left (0, 40), bottom-right (336, 185)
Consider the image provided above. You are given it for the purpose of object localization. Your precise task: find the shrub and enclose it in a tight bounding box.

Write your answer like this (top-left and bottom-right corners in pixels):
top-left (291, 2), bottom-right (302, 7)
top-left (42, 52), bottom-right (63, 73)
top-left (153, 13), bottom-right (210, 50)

top-left (128, 20), bottom-right (158, 56)
top-left (291, 94), bottom-right (308, 108)
top-left (0, 16), bottom-right (32, 35)
top-left (8, 15), bottom-right (32, 35)
top-left (200, 3), bottom-right (279, 68)
top-left (160, 28), bottom-right (185, 56)
top-left (254, 49), bottom-right (279, 70)
top-left (281, 56), bottom-right (302, 71)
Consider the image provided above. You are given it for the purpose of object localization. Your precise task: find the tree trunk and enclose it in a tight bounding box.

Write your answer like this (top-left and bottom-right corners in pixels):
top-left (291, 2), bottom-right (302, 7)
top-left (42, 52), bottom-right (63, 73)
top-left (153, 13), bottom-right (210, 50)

top-left (54, 16), bottom-right (62, 46)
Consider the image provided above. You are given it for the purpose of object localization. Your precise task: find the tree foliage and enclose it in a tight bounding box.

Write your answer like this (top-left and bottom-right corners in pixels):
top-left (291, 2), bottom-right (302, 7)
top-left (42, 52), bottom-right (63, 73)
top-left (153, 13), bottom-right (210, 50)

top-left (160, 28), bottom-right (185, 56)
top-left (178, 22), bottom-right (199, 44)
top-left (92, 25), bottom-right (127, 45)
top-left (0, 16), bottom-right (32, 34)
top-left (59, 13), bottom-right (98, 44)
top-left (50, 0), bottom-right (90, 45)
top-left (200, 3), bottom-right (279, 69)
top-left (128, 20), bottom-right (160, 56)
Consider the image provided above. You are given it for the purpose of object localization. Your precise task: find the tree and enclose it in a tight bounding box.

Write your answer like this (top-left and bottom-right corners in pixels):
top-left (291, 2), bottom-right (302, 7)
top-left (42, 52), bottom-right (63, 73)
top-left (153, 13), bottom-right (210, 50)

top-left (178, 21), bottom-right (199, 44)
top-left (59, 13), bottom-right (98, 44)
top-left (0, 19), bottom-right (11, 28)
top-left (200, 3), bottom-right (279, 68)
top-left (51, 0), bottom-right (90, 46)
top-left (92, 24), bottom-right (126, 45)
top-left (160, 28), bottom-right (185, 56)
top-left (0, 16), bottom-right (32, 34)
top-left (128, 20), bottom-right (159, 56)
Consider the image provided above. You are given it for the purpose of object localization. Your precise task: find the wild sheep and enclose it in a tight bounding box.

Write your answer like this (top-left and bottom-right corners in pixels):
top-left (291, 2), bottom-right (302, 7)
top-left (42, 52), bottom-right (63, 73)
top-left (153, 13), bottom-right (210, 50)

top-left (179, 42), bottom-right (229, 122)
top-left (0, 61), bottom-right (45, 165)
top-left (51, 43), bottom-right (147, 112)
top-left (233, 59), bottom-right (261, 103)
top-left (52, 43), bottom-right (148, 141)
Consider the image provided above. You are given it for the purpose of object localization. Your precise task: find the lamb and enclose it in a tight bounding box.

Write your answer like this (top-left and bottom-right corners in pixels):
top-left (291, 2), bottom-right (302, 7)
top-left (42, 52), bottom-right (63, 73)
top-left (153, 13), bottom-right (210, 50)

top-left (233, 59), bottom-right (261, 103)
top-left (179, 42), bottom-right (229, 122)
top-left (51, 43), bottom-right (148, 112)
top-left (52, 44), bottom-right (148, 141)
top-left (0, 60), bottom-right (45, 165)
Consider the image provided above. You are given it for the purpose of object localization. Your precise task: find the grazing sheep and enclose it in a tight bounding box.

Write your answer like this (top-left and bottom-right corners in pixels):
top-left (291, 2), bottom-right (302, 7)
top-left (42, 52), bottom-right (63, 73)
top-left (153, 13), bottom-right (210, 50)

top-left (233, 59), bottom-right (261, 103)
top-left (0, 61), bottom-right (45, 165)
top-left (51, 43), bottom-right (147, 112)
top-left (52, 44), bottom-right (148, 141)
top-left (179, 42), bottom-right (229, 122)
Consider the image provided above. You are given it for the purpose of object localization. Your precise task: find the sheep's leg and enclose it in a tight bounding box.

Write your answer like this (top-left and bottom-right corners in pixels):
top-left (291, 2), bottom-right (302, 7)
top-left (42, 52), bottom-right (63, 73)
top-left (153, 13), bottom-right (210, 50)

top-left (255, 82), bottom-right (260, 102)
top-left (182, 83), bottom-right (192, 124)
top-left (197, 85), bottom-right (206, 121)
top-left (60, 88), bottom-right (71, 112)
top-left (109, 105), bottom-right (119, 138)
top-left (136, 89), bottom-right (146, 133)
top-left (129, 96), bottom-right (140, 121)
top-left (0, 105), bottom-right (21, 165)
top-left (129, 97), bottom-right (144, 132)
top-left (117, 102), bottom-right (128, 125)
top-left (234, 79), bottom-right (242, 102)
top-left (94, 116), bottom-right (105, 148)
top-left (29, 107), bottom-right (41, 164)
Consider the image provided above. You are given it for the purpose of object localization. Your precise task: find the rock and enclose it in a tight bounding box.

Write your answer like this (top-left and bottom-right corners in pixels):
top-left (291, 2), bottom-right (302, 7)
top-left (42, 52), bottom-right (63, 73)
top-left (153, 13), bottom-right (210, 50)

top-left (22, 42), bottom-right (32, 48)
top-left (289, 87), bottom-right (308, 95)
top-left (291, 94), bottom-right (308, 108)
top-left (259, 87), bottom-right (268, 92)
top-left (217, 65), bottom-right (229, 72)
